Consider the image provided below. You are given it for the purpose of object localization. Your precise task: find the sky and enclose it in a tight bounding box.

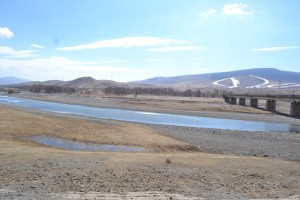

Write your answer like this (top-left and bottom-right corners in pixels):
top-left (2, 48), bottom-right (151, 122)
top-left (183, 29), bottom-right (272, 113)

top-left (0, 0), bottom-right (299, 82)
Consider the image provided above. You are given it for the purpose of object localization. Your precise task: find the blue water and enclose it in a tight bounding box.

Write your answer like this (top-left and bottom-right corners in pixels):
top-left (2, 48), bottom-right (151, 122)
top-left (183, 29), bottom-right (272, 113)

top-left (1, 95), bottom-right (300, 133)
top-left (30, 135), bottom-right (144, 152)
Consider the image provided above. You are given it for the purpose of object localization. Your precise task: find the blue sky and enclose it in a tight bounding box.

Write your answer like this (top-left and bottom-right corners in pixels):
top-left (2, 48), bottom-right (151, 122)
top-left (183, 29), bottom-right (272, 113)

top-left (0, 0), bottom-right (299, 82)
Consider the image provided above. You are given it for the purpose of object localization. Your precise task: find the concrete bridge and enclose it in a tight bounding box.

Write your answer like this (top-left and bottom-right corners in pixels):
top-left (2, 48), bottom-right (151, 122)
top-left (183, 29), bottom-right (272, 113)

top-left (223, 94), bottom-right (300, 118)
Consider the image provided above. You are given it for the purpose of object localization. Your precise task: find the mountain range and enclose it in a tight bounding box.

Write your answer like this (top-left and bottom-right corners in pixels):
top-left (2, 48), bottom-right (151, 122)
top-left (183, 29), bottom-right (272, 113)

top-left (1, 68), bottom-right (300, 89)
top-left (19, 77), bottom-right (128, 89)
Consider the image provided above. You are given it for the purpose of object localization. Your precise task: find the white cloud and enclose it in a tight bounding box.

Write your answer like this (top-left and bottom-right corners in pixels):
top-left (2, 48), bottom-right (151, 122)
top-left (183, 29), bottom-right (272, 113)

top-left (222, 3), bottom-right (253, 15)
top-left (57, 37), bottom-right (185, 51)
top-left (252, 46), bottom-right (298, 52)
top-left (31, 44), bottom-right (45, 49)
top-left (0, 46), bottom-right (37, 58)
top-left (0, 27), bottom-right (14, 39)
top-left (199, 9), bottom-right (217, 17)
top-left (148, 46), bottom-right (205, 52)
top-left (0, 56), bottom-right (149, 81)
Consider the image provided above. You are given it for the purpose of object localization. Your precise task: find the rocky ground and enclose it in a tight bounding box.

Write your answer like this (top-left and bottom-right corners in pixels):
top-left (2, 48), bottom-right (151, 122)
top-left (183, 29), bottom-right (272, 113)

top-left (1, 139), bottom-right (300, 200)
top-left (0, 93), bottom-right (300, 199)
top-left (149, 125), bottom-right (300, 161)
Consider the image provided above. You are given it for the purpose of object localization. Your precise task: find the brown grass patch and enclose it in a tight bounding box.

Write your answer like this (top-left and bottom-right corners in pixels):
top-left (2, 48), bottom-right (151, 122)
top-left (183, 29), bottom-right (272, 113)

top-left (0, 105), bottom-right (188, 151)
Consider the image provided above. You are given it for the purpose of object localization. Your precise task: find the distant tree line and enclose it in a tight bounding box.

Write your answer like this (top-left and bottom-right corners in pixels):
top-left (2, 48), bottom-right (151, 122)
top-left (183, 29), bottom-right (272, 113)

top-left (104, 87), bottom-right (221, 97)
top-left (29, 84), bottom-right (76, 94)
top-left (25, 84), bottom-right (224, 97)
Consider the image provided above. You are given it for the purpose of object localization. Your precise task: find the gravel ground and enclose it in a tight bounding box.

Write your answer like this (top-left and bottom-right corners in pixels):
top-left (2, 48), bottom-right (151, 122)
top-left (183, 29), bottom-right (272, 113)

top-left (148, 124), bottom-right (300, 161)
top-left (1, 155), bottom-right (299, 200)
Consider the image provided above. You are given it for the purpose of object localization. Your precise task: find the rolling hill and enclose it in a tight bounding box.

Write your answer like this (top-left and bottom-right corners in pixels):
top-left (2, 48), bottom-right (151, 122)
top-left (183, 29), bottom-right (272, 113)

top-left (131, 68), bottom-right (300, 89)
top-left (21, 77), bottom-right (129, 89)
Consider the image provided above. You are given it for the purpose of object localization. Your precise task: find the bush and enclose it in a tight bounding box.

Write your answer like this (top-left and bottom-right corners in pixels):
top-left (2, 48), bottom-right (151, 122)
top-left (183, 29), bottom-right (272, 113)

top-left (166, 158), bottom-right (171, 164)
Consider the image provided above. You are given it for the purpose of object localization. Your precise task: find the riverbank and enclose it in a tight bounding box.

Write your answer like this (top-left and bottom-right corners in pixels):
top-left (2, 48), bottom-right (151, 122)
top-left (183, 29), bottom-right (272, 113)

top-left (0, 105), bottom-right (191, 152)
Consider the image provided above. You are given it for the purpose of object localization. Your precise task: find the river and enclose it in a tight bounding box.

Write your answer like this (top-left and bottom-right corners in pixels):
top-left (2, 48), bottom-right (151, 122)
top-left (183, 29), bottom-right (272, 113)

top-left (1, 95), bottom-right (299, 133)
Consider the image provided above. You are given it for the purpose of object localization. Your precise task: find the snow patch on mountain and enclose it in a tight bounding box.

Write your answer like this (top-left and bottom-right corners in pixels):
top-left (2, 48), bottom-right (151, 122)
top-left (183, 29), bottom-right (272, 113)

top-left (246, 75), bottom-right (269, 88)
top-left (212, 77), bottom-right (240, 88)
top-left (213, 75), bottom-right (272, 88)
top-left (267, 83), bottom-right (300, 88)
top-left (231, 77), bottom-right (240, 88)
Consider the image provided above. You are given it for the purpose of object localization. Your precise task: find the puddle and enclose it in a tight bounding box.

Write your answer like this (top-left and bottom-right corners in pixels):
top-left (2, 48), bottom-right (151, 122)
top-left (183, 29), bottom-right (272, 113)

top-left (30, 135), bottom-right (145, 152)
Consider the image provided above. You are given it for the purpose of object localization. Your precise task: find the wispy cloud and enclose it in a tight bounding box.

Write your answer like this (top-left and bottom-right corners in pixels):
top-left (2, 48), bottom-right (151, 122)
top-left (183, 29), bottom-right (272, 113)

top-left (0, 56), bottom-right (148, 81)
top-left (0, 46), bottom-right (37, 58)
top-left (57, 37), bottom-right (185, 51)
top-left (0, 27), bottom-right (14, 39)
top-left (30, 44), bottom-right (45, 49)
top-left (222, 3), bottom-right (253, 15)
top-left (252, 46), bottom-right (298, 52)
top-left (199, 9), bottom-right (216, 18)
top-left (148, 46), bottom-right (205, 52)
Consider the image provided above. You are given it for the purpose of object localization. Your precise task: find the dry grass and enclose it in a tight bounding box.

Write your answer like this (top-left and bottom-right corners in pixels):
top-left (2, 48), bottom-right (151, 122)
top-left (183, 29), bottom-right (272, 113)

top-left (0, 105), bottom-right (187, 151)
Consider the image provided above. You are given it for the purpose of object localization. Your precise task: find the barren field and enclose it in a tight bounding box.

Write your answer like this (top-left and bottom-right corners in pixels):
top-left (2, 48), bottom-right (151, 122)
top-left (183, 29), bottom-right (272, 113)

top-left (1, 93), bottom-right (300, 199)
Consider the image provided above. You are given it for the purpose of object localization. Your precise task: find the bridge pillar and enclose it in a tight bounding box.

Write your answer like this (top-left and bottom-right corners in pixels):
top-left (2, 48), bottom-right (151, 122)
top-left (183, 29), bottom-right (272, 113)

top-left (224, 96), bottom-right (230, 103)
top-left (250, 98), bottom-right (258, 108)
top-left (290, 101), bottom-right (300, 118)
top-left (266, 99), bottom-right (276, 112)
top-left (239, 98), bottom-right (246, 106)
top-left (230, 97), bottom-right (236, 105)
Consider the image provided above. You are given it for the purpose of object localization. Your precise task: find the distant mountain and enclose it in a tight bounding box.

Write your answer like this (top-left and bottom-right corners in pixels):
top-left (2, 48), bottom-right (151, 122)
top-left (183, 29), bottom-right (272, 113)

top-left (0, 77), bottom-right (31, 85)
top-left (6, 68), bottom-right (300, 90)
top-left (131, 68), bottom-right (300, 89)
top-left (63, 77), bottom-right (128, 88)
top-left (18, 76), bottom-right (129, 89)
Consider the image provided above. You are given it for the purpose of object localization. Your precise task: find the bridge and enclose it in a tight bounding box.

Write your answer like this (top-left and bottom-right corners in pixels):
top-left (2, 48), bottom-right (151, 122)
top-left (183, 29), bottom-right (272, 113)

top-left (223, 94), bottom-right (300, 118)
